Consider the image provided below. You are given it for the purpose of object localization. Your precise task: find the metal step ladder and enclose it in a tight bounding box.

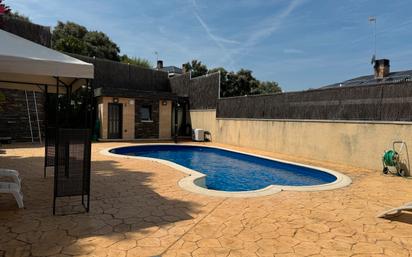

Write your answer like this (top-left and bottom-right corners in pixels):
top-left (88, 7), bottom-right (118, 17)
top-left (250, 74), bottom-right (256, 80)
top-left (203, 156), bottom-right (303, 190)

top-left (24, 90), bottom-right (42, 144)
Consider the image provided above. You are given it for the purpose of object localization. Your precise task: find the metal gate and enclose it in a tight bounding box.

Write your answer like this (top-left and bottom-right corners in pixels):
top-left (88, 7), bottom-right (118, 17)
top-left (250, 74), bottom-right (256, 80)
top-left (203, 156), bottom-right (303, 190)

top-left (108, 103), bottom-right (122, 139)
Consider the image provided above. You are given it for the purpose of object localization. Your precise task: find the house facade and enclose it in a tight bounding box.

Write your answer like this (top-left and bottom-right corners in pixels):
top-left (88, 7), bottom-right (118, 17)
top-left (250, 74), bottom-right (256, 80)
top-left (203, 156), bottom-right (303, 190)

top-left (73, 55), bottom-right (179, 141)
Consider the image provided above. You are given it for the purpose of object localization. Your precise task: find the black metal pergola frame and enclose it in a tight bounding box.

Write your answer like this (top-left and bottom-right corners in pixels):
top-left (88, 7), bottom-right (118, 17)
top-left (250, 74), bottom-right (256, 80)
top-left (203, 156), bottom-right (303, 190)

top-left (47, 77), bottom-right (93, 215)
top-left (1, 77), bottom-right (94, 215)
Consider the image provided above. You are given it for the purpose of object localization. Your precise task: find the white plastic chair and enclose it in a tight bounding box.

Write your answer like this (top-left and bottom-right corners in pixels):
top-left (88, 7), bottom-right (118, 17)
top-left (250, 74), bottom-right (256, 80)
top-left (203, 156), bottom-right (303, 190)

top-left (377, 202), bottom-right (412, 218)
top-left (0, 169), bottom-right (24, 208)
top-left (0, 169), bottom-right (21, 187)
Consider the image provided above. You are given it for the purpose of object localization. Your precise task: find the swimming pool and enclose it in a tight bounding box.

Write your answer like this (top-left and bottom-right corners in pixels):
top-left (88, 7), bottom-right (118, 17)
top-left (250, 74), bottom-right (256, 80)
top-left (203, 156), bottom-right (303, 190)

top-left (107, 144), bottom-right (351, 196)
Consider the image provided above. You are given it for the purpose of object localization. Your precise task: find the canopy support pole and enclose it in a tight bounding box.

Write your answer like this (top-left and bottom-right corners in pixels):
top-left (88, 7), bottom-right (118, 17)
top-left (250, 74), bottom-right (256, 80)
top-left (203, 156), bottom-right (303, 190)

top-left (44, 85), bottom-right (48, 178)
top-left (86, 78), bottom-right (92, 212)
top-left (53, 77), bottom-right (59, 215)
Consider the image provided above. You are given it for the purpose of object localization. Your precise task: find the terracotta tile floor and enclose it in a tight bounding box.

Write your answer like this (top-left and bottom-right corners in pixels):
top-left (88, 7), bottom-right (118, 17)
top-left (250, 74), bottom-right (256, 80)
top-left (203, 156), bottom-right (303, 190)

top-left (1, 142), bottom-right (412, 257)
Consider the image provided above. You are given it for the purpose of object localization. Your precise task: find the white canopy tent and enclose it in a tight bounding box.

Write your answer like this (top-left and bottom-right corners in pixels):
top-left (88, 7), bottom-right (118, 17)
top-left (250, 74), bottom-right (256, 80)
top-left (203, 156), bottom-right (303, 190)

top-left (0, 29), bottom-right (94, 214)
top-left (0, 29), bottom-right (94, 92)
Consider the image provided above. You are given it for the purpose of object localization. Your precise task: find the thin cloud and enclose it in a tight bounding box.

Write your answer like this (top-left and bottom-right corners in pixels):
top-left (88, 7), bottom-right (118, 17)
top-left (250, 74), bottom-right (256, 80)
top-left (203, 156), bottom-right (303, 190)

top-left (244, 0), bottom-right (306, 48)
top-left (191, 0), bottom-right (236, 68)
top-left (190, 0), bottom-right (306, 69)
top-left (283, 48), bottom-right (304, 54)
top-left (192, 11), bottom-right (239, 45)
top-left (225, 0), bottom-right (306, 64)
top-left (213, 35), bottom-right (241, 45)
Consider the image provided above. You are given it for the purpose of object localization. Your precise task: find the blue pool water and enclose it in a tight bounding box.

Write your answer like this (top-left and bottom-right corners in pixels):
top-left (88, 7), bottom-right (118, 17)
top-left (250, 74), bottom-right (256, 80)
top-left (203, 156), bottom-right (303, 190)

top-left (111, 145), bottom-right (337, 192)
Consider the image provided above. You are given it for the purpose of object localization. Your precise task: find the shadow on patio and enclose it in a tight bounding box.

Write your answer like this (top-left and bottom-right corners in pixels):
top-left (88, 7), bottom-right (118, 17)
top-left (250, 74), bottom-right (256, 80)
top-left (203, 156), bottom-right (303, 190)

top-left (0, 143), bottom-right (214, 257)
top-left (386, 212), bottom-right (412, 225)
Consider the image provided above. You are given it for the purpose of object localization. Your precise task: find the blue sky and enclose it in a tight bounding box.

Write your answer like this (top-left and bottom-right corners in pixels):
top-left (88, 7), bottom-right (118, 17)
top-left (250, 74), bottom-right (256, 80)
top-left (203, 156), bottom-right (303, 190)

top-left (8, 0), bottom-right (412, 91)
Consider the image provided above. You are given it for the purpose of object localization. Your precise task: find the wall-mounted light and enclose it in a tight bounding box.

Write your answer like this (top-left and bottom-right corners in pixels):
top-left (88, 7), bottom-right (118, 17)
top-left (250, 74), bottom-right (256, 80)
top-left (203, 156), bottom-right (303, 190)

top-left (162, 100), bottom-right (168, 106)
top-left (113, 98), bottom-right (119, 103)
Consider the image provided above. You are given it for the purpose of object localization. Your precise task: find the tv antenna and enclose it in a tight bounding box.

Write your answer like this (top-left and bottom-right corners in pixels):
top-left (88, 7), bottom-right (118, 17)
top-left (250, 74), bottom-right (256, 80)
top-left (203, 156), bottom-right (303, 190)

top-left (154, 51), bottom-right (159, 62)
top-left (368, 16), bottom-right (377, 64)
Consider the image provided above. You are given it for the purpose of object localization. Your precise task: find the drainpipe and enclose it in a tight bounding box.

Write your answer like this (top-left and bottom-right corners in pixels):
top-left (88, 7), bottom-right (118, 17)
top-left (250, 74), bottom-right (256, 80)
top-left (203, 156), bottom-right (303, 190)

top-left (174, 100), bottom-right (178, 143)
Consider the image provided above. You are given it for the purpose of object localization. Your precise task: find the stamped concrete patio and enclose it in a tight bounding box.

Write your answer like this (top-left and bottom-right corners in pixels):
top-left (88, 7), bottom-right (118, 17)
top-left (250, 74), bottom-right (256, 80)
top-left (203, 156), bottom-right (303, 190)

top-left (1, 142), bottom-right (412, 257)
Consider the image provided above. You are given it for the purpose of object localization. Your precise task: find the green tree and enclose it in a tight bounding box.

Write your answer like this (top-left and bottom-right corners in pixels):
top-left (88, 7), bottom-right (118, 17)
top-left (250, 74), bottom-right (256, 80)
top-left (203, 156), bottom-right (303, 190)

top-left (183, 60), bottom-right (208, 78)
top-left (52, 21), bottom-right (88, 55)
top-left (251, 81), bottom-right (281, 95)
top-left (187, 60), bottom-right (282, 97)
top-left (84, 31), bottom-right (120, 61)
top-left (120, 55), bottom-right (152, 69)
top-left (210, 68), bottom-right (258, 97)
top-left (209, 67), bottom-right (281, 97)
top-left (236, 69), bottom-right (260, 95)
top-left (52, 21), bottom-right (120, 61)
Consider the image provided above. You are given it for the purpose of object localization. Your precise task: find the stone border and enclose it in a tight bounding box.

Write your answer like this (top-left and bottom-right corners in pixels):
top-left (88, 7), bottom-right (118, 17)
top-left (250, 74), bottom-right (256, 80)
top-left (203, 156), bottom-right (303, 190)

top-left (100, 143), bottom-right (352, 198)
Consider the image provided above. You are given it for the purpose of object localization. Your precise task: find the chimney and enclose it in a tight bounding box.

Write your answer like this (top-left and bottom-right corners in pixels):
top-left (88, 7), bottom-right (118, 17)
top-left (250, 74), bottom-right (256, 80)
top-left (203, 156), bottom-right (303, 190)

top-left (157, 60), bottom-right (163, 70)
top-left (374, 59), bottom-right (390, 79)
top-left (182, 64), bottom-right (188, 74)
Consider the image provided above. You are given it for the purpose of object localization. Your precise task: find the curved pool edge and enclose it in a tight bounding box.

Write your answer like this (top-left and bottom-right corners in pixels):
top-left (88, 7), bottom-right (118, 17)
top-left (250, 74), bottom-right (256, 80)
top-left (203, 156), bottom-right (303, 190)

top-left (100, 143), bottom-right (352, 198)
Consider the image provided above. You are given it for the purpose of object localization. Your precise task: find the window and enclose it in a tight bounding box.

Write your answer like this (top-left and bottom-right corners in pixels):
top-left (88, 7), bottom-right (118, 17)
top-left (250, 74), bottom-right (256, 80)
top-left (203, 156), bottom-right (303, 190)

top-left (140, 105), bottom-right (152, 122)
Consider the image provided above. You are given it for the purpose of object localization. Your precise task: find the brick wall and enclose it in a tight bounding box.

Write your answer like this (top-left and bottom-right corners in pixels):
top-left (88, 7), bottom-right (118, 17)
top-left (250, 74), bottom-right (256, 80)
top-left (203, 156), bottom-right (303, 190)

top-left (135, 98), bottom-right (159, 139)
top-left (0, 88), bottom-right (44, 141)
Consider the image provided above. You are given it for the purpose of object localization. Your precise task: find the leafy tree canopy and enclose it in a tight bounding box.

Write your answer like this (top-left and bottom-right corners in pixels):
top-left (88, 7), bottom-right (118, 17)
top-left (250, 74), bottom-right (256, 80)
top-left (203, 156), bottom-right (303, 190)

top-left (252, 81), bottom-right (281, 95)
top-left (182, 60), bottom-right (208, 78)
top-left (83, 31), bottom-right (120, 61)
top-left (52, 21), bottom-right (120, 61)
top-left (120, 55), bottom-right (152, 69)
top-left (197, 63), bottom-right (282, 97)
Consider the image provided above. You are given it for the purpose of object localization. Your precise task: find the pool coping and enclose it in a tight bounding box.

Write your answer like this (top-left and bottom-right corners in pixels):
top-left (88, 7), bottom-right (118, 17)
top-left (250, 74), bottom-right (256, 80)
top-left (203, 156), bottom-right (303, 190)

top-left (100, 143), bottom-right (352, 198)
